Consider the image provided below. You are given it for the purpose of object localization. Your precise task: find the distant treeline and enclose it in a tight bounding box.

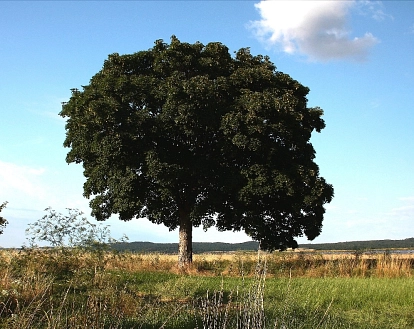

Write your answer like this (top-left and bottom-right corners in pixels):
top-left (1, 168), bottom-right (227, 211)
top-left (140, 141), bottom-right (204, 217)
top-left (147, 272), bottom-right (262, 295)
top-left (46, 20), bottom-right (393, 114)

top-left (299, 238), bottom-right (414, 251)
top-left (111, 241), bottom-right (260, 254)
top-left (111, 238), bottom-right (414, 254)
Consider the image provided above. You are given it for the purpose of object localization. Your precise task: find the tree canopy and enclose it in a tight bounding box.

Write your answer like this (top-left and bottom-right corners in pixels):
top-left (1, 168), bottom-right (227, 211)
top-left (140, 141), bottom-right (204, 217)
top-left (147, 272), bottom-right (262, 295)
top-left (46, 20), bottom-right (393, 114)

top-left (60, 36), bottom-right (333, 265)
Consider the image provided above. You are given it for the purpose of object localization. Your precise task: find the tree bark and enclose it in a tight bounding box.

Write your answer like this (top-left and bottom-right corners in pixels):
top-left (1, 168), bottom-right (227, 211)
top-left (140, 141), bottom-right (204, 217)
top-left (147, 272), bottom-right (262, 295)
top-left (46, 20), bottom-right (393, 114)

top-left (178, 207), bottom-right (192, 268)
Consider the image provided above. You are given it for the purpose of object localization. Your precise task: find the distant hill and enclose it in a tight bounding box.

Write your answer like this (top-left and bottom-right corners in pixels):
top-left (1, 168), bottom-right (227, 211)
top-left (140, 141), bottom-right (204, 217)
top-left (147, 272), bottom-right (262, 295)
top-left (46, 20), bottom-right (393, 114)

top-left (299, 238), bottom-right (414, 251)
top-left (111, 238), bottom-right (414, 253)
top-left (111, 241), bottom-right (259, 254)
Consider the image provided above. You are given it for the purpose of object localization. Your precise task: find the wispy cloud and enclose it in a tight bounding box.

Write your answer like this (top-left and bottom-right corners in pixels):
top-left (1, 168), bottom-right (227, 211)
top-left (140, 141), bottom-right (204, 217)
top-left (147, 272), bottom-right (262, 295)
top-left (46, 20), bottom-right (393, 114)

top-left (391, 197), bottom-right (414, 220)
top-left (249, 0), bottom-right (380, 62)
top-left (369, 99), bottom-right (381, 109)
top-left (0, 160), bottom-right (90, 247)
top-left (24, 96), bottom-right (67, 124)
top-left (0, 160), bottom-right (88, 214)
top-left (0, 161), bottom-right (46, 202)
top-left (354, 1), bottom-right (392, 22)
top-left (399, 196), bottom-right (414, 202)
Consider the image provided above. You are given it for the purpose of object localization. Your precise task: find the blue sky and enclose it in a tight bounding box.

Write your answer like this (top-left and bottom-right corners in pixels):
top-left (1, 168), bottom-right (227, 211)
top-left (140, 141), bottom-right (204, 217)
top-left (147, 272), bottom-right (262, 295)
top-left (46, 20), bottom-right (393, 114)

top-left (1, 1), bottom-right (413, 248)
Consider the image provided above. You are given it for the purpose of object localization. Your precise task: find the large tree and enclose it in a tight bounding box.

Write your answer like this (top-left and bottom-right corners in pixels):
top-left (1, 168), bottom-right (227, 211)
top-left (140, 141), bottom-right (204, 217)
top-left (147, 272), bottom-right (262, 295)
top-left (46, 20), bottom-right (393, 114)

top-left (60, 36), bottom-right (333, 266)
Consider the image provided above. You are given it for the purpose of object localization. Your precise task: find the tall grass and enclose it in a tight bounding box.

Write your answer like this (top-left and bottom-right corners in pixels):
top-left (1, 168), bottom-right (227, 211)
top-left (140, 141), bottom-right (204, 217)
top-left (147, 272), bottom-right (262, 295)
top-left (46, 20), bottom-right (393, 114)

top-left (103, 249), bottom-right (414, 278)
top-left (0, 248), bottom-right (413, 328)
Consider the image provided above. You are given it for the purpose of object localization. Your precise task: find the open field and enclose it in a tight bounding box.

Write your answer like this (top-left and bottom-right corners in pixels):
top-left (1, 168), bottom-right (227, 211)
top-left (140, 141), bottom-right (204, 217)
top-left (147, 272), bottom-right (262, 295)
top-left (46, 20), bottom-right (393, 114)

top-left (0, 248), bottom-right (413, 328)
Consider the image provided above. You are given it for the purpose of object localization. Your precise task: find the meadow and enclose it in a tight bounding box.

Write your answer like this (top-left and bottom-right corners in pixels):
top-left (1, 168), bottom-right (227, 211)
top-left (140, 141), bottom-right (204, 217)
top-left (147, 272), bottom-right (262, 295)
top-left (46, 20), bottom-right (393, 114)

top-left (0, 248), bottom-right (413, 328)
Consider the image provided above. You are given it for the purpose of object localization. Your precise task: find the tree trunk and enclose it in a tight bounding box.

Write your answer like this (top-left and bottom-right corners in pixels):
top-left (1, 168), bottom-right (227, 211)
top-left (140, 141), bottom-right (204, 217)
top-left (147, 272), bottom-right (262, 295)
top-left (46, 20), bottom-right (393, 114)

top-left (178, 207), bottom-right (192, 268)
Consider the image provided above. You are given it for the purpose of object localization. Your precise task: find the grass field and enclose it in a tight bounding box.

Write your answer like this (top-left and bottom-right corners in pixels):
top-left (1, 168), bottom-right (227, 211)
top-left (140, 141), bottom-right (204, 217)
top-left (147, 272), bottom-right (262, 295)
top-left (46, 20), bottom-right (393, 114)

top-left (0, 248), bottom-right (413, 328)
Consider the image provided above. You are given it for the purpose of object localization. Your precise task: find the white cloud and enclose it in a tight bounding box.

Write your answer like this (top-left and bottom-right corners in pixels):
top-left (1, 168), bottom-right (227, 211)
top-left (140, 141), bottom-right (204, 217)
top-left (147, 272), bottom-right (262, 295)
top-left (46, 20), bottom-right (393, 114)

top-left (390, 197), bottom-right (414, 220)
top-left (0, 160), bottom-right (90, 247)
top-left (0, 160), bottom-right (90, 217)
top-left (249, 0), bottom-right (379, 62)
top-left (0, 161), bottom-right (47, 203)
top-left (399, 196), bottom-right (414, 202)
top-left (0, 161), bottom-right (49, 247)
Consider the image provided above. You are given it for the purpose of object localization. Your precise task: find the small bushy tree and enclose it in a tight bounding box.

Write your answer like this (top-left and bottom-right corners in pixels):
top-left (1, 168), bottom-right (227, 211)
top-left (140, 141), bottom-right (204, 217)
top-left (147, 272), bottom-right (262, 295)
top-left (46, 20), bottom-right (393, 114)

top-left (0, 201), bottom-right (8, 235)
top-left (25, 207), bottom-right (127, 250)
top-left (25, 207), bottom-right (127, 277)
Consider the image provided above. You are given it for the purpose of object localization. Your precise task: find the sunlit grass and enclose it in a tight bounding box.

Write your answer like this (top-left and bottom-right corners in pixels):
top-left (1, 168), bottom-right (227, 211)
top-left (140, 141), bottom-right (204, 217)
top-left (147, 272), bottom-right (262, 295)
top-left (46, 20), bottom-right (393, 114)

top-left (0, 248), bottom-right (413, 328)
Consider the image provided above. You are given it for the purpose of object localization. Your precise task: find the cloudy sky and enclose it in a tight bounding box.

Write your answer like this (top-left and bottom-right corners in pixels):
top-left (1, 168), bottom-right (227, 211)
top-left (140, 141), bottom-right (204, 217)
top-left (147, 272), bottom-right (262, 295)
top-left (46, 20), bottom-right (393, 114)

top-left (1, 1), bottom-right (413, 248)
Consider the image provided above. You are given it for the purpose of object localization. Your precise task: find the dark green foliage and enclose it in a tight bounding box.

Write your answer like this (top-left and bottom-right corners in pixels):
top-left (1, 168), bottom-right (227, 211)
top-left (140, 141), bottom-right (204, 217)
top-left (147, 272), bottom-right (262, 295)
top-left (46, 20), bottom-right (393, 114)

top-left (0, 201), bottom-right (8, 235)
top-left (60, 36), bottom-right (333, 258)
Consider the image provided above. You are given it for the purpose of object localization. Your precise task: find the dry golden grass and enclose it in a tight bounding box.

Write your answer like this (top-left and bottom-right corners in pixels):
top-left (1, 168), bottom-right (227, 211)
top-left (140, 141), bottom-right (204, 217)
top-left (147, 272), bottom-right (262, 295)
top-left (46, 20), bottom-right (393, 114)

top-left (1, 248), bottom-right (414, 328)
top-left (102, 249), bottom-right (414, 278)
top-left (1, 248), bottom-right (413, 279)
